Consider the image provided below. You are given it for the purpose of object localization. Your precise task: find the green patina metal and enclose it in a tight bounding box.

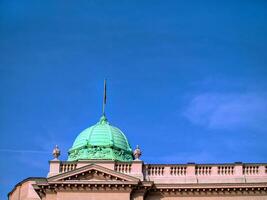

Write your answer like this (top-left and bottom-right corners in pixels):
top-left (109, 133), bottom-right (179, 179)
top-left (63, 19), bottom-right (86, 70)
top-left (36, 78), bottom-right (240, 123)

top-left (68, 115), bottom-right (133, 162)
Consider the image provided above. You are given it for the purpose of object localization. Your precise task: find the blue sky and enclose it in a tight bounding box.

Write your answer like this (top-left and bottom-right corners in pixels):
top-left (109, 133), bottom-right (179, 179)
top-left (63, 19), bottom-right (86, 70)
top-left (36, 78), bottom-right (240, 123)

top-left (1, 0), bottom-right (267, 198)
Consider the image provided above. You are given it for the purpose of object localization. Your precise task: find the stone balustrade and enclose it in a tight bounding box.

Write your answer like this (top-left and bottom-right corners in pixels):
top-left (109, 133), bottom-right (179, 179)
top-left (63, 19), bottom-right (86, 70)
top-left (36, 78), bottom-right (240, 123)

top-left (48, 161), bottom-right (267, 184)
top-left (143, 163), bottom-right (267, 183)
top-left (59, 162), bottom-right (77, 173)
top-left (146, 165), bottom-right (165, 176)
top-left (115, 163), bottom-right (132, 174)
top-left (243, 165), bottom-right (259, 175)
top-left (217, 165), bottom-right (234, 175)
top-left (142, 163), bottom-right (267, 176)
top-left (170, 165), bottom-right (187, 176)
top-left (195, 165), bottom-right (212, 175)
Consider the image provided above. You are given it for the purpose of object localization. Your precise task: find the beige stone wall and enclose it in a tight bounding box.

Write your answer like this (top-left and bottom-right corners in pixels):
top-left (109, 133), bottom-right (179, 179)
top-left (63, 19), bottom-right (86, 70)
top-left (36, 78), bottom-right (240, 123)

top-left (10, 184), bottom-right (267, 200)
top-left (9, 180), bottom-right (40, 200)
top-left (9, 186), bottom-right (20, 200)
top-left (55, 191), bottom-right (130, 200)
top-left (146, 195), bottom-right (267, 200)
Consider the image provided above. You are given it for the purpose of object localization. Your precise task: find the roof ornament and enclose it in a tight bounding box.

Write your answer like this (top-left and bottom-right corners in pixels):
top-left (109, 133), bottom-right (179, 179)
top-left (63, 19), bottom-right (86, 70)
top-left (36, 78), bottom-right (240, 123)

top-left (99, 115), bottom-right (109, 125)
top-left (102, 79), bottom-right (107, 116)
top-left (133, 145), bottom-right (142, 161)
top-left (52, 145), bottom-right (60, 160)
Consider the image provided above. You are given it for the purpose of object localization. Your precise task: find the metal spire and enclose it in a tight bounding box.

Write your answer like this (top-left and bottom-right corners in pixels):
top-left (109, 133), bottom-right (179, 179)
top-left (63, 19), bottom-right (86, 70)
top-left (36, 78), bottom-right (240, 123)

top-left (102, 79), bottom-right (107, 116)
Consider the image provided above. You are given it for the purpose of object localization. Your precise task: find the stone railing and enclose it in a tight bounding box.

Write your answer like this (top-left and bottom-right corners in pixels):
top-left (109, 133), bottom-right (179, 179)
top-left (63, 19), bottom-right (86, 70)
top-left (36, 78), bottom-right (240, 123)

top-left (142, 163), bottom-right (267, 183)
top-left (143, 164), bottom-right (267, 176)
top-left (59, 162), bottom-right (77, 173)
top-left (170, 165), bottom-right (187, 176)
top-left (115, 163), bottom-right (132, 174)
top-left (195, 165), bottom-right (212, 176)
top-left (48, 161), bottom-right (267, 184)
top-left (217, 165), bottom-right (234, 175)
top-left (243, 165), bottom-right (259, 175)
top-left (146, 165), bottom-right (165, 176)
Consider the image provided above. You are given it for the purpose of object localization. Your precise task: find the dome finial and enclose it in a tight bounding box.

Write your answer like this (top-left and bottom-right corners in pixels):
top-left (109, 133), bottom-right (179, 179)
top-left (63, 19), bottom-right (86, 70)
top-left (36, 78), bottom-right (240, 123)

top-left (99, 115), bottom-right (108, 124)
top-left (102, 79), bottom-right (107, 117)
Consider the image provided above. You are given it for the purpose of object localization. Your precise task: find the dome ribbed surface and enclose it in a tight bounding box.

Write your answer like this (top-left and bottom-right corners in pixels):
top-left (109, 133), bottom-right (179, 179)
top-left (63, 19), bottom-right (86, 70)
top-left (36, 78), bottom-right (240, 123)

top-left (68, 116), bottom-right (133, 162)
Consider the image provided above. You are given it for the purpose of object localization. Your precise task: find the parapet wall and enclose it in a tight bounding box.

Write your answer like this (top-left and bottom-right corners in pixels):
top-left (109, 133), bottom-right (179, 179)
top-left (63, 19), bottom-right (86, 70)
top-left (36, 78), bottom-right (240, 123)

top-left (48, 160), bottom-right (267, 184)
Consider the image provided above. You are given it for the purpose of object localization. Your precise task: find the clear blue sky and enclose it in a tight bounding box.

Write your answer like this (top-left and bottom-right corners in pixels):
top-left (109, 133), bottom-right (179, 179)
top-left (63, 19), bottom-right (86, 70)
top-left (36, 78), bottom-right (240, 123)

top-left (1, 0), bottom-right (267, 198)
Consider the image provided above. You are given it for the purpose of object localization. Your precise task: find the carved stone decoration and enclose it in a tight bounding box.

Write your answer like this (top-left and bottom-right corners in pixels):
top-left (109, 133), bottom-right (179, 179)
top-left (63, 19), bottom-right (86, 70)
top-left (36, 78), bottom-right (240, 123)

top-left (133, 145), bottom-right (141, 160)
top-left (68, 146), bottom-right (133, 161)
top-left (52, 145), bottom-right (60, 160)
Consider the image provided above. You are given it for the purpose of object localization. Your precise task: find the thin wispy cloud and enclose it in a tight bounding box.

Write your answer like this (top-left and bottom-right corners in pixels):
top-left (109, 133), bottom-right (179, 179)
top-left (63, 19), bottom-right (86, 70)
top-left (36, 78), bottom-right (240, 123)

top-left (184, 92), bottom-right (267, 131)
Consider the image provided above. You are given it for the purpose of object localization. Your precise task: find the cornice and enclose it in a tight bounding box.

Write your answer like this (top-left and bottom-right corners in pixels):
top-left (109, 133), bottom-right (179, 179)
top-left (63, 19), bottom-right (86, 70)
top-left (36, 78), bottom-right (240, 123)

top-left (150, 182), bottom-right (267, 196)
top-left (33, 182), bottom-right (137, 198)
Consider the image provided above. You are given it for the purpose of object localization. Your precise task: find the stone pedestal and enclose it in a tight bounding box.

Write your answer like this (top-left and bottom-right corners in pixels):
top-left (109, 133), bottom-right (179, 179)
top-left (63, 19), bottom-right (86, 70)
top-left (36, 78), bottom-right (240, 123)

top-left (185, 163), bottom-right (197, 183)
top-left (131, 160), bottom-right (144, 180)
top-left (47, 159), bottom-right (60, 177)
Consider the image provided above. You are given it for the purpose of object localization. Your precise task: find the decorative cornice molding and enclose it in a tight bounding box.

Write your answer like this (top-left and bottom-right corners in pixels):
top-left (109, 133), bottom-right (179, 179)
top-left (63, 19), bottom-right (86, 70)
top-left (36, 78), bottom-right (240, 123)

top-left (150, 183), bottom-right (267, 196)
top-left (34, 182), bottom-right (136, 197)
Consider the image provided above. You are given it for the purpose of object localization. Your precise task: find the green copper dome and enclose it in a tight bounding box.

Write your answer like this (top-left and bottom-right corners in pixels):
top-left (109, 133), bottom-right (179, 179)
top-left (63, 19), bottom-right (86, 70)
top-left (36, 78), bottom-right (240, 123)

top-left (68, 115), bottom-right (133, 162)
